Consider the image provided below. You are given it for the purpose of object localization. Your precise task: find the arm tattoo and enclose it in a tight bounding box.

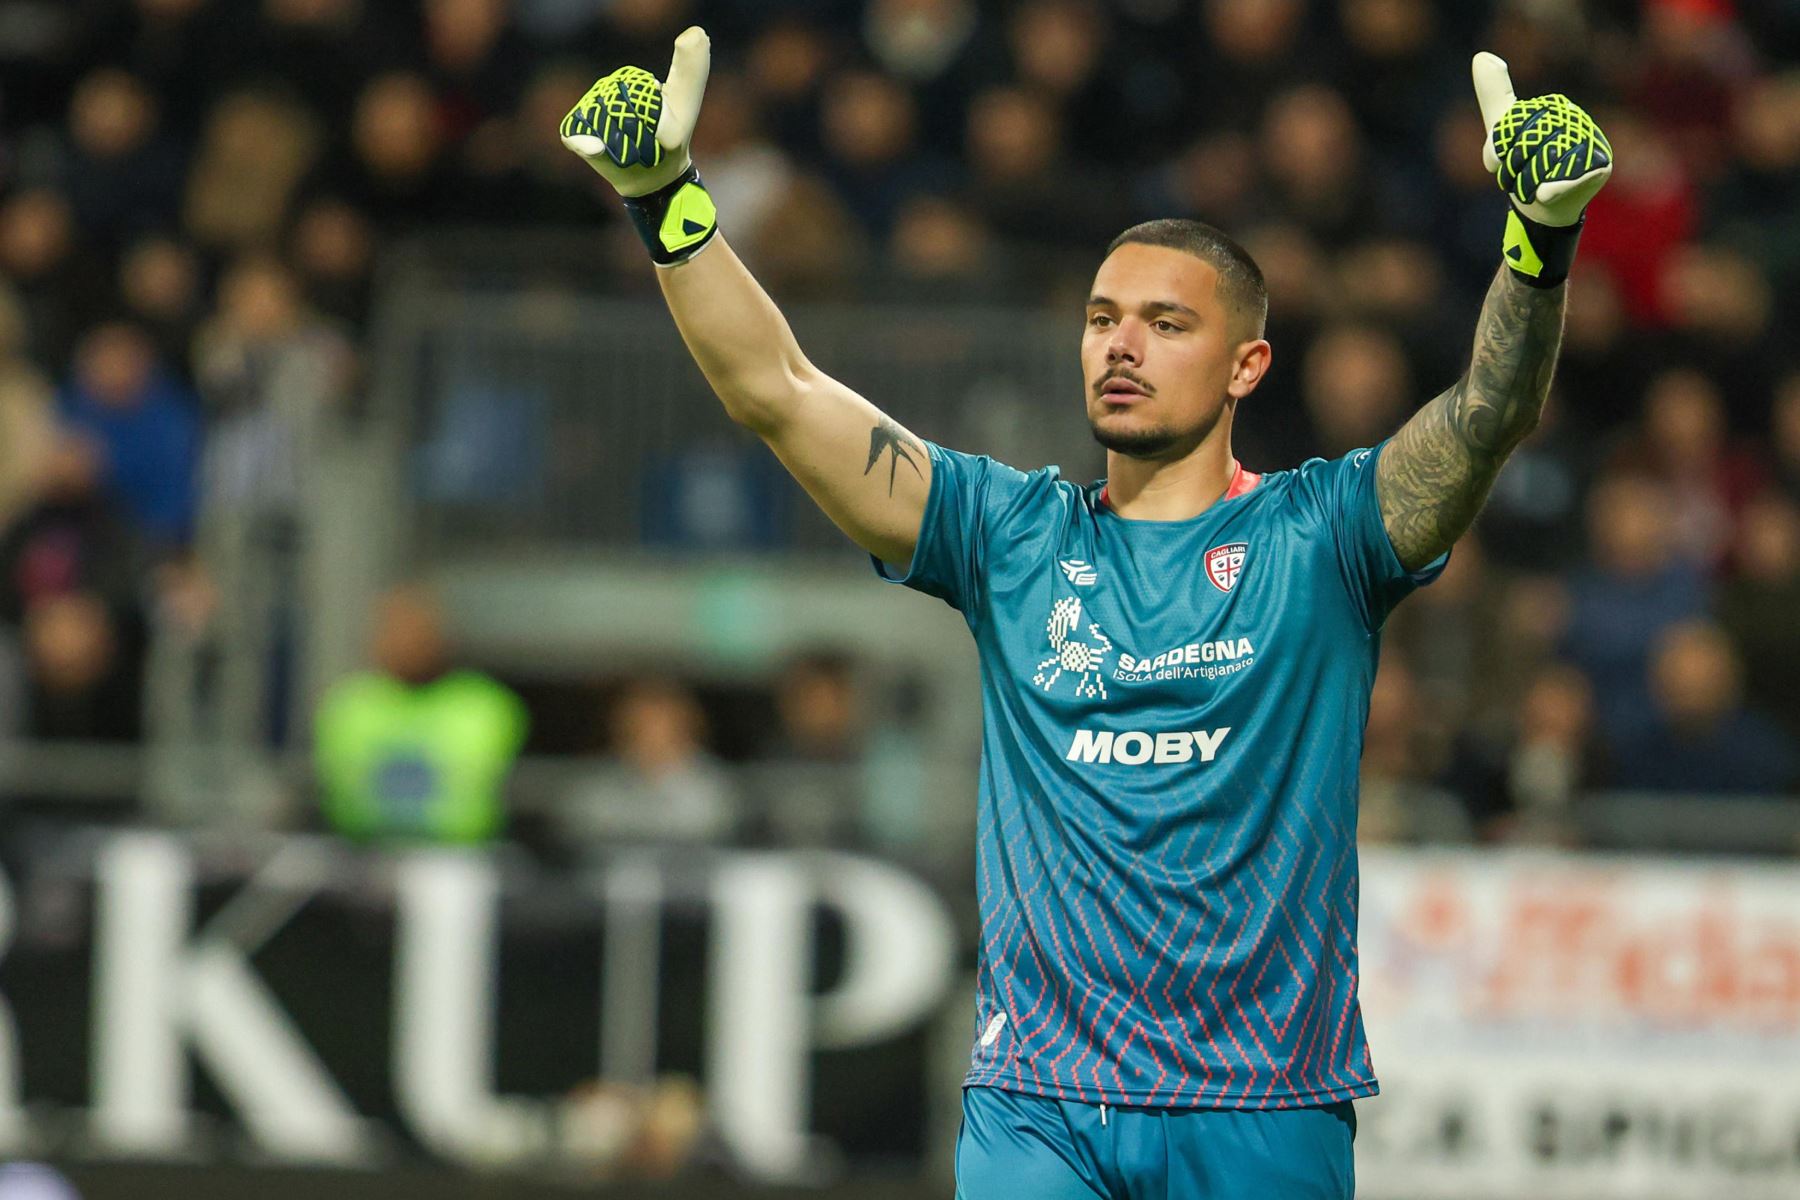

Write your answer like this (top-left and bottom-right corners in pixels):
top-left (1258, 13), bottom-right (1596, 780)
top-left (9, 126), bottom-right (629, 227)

top-left (864, 415), bottom-right (925, 496)
top-left (1377, 266), bottom-right (1567, 570)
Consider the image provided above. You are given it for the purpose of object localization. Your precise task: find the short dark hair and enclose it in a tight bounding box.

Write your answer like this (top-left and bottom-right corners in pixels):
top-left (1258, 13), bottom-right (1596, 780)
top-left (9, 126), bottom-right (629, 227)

top-left (1105, 219), bottom-right (1268, 340)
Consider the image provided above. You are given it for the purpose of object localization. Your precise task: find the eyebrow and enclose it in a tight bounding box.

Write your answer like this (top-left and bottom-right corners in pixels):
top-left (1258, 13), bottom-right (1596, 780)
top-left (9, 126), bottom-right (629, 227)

top-left (1086, 296), bottom-right (1201, 320)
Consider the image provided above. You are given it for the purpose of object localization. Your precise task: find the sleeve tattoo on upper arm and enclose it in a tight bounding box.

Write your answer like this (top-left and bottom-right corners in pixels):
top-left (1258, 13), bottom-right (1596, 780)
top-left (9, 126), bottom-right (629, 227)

top-left (1378, 267), bottom-right (1567, 570)
top-left (865, 416), bottom-right (925, 495)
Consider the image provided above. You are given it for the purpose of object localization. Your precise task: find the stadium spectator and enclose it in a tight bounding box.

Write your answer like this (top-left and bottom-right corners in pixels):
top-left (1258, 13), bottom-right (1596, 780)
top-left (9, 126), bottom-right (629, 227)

top-left (0, 433), bottom-right (147, 632)
top-left (57, 68), bottom-right (184, 247)
top-left (1718, 494), bottom-right (1800, 737)
top-left (1611, 621), bottom-right (1799, 795)
top-left (287, 197), bottom-right (379, 326)
top-left (1445, 663), bottom-right (1606, 846)
top-left (1259, 84), bottom-right (1379, 245)
top-left (1559, 472), bottom-right (1709, 745)
top-left (314, 584), bottom-right (528, 843)
top-left (116, 237), bottom-right (203, 375)
top-left (1774, 373), bottom-right (1800, 504)
top-left (0, 289), bottom-right (57, 534)
top-left (57, 321), bottom-right (201, 552)
top-left (1300, 323), bottom-right (1410, 459)
top-left (0, 191), bottom-right (102, 370)
top-left (1607, 367), bottom-right (1764, 570)
top-left (20, 590), bottom-right (141, 742)
top-left (752, 650), bottom-right (866, 846)
top-left (182, 89), bottom-right (322, 254)
top-left (558, 678), bottom-right (737, 846)
top-left (1358, 658), bottom-right (1469, 844)
top-left (192, 254), bottom-right (353, 524)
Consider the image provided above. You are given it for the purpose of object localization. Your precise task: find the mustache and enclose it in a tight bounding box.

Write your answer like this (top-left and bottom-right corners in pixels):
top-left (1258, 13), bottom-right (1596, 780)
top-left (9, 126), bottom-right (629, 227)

top-left (1093, 368), bottom-right (1156, 397)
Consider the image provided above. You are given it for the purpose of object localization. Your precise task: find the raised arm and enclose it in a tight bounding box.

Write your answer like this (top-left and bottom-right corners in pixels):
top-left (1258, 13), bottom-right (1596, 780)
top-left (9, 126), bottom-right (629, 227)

top-left (1377, 268), bottom-right (1564, 570)
top-left (658, 235), bottom-right (931, 566)
top-left (1377, 53), bottom-right (1612, 570)
top-left (560, 28), bottom-right (929, 567)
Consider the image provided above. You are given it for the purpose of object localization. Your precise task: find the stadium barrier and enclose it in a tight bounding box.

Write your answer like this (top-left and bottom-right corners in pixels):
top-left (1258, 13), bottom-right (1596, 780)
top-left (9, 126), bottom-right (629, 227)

top-left (0, 829), bottom-right (1793, 1198)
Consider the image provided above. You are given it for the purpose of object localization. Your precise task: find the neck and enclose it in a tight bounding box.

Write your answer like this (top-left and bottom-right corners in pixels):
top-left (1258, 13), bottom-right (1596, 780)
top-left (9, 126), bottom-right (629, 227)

top-left (1102, 420), bottom-right (1243, 521)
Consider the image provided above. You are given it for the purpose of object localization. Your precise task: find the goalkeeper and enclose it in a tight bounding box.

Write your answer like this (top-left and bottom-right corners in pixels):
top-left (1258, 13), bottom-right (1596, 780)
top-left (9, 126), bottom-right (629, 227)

top-left (563, 33), bottom-right (1609, 1200)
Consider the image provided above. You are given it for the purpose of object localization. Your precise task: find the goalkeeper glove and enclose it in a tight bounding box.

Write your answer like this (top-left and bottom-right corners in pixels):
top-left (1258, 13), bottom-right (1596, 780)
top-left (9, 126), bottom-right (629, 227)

top-left (1472, 52), bottom-right (1613, 288)
top-left (560, 26), bottom-right (719, 266)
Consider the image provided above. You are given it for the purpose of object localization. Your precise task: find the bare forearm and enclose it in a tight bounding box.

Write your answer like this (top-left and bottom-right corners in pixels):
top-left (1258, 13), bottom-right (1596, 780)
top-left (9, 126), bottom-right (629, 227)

top-left (657, 234), bottom-right (816, 433)
top-left (1377, 266), bottom-right (1567, 569)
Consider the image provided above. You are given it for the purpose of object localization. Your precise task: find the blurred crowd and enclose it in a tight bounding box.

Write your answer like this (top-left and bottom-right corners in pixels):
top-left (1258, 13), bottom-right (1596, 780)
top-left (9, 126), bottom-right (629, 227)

top-left (0, 0), bottom-right (1796, 846)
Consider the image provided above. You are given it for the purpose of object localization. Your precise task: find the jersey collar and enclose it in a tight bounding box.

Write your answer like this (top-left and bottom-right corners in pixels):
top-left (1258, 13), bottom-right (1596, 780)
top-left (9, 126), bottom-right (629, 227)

top-left (1099, 460), bottom-right (1262, 514)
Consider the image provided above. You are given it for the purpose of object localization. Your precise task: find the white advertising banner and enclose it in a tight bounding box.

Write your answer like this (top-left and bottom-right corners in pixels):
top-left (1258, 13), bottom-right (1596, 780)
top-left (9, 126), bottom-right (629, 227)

top-left (1355, 848), bottom-right (1800, 1200)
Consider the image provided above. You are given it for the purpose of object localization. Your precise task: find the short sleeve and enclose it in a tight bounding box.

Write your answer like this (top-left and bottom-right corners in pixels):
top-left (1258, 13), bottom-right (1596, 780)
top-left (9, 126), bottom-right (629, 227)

top-left (1290, 441), bottom-right (1447, 632)
top-left (870, 441), bottom-right (1041, 617)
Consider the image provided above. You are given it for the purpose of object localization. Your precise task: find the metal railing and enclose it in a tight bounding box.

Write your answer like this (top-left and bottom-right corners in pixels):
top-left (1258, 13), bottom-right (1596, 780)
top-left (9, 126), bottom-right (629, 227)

top-left (369, 241), bottom-right (1105, 560)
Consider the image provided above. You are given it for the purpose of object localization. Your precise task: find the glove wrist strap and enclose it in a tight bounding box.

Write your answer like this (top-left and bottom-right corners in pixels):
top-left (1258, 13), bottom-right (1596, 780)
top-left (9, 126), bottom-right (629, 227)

top-left (622, 165), bottom-right (719, 266)
top-left (1503, 208), bottom-right (1582, 288)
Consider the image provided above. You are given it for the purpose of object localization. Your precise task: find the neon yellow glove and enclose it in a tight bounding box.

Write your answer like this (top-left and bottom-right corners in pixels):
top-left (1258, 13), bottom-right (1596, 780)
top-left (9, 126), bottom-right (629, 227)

top-left (1472, 52), bottom-right (1614, 287)
top-left (560, 26), bottom-right (719, 264)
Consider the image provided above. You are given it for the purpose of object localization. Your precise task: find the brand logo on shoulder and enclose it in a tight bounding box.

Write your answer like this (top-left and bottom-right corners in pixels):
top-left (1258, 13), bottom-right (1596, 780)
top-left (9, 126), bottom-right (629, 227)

top-left (1058, 559), bottom-right (1098, 586)
top-left (1204, 542), bottom-right (1248, 593)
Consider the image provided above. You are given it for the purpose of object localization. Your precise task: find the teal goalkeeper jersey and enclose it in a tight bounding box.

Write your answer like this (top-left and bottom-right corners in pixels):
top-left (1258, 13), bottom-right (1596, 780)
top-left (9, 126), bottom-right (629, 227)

top-left (874, 441), bottom-right (1442, 1109)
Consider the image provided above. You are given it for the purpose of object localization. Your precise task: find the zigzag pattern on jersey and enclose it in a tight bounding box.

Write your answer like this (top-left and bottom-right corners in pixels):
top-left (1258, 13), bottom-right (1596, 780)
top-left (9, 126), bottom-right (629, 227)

top-left (561, 66), bottom-right (664, 170)
top-left (1492, 93), bottom-right (1612, 207)
top-left (968, 707), bottom-right (1374, 1109)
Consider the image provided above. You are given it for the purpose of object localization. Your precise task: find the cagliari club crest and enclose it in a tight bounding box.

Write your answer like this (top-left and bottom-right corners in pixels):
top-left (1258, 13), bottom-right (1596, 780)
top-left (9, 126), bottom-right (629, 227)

top-left (1205, 542), bottom-right (1248, 592)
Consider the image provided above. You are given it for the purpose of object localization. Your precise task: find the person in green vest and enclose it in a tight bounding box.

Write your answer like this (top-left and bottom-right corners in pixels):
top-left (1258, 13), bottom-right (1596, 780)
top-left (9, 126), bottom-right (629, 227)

top-left (315, 584), bottom-right (527, 843)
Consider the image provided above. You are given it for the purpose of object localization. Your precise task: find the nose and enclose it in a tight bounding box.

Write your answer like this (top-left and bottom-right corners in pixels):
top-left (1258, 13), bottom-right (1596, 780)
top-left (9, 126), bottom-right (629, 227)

top-left (1106, 319), bottom-right (1143, 367)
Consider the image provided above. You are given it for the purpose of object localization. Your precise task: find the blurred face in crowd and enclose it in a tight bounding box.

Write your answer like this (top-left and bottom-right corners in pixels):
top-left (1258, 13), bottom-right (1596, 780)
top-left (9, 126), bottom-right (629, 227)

top-left (1302, 324), bottom-right (1408, 456)
top-left (611, 682), bottom-right (706, 773)
top-left (607, 0), bottom-right (691, 37)
top-left (70, 69), bottom-right (156, 159)
top-left (292, 199), bottom-right (375, 285)
top-left (219, 255), bottom-right (304, 339)
top-left (1661, 245), bottom-right (1772, 341)
top-left (1586, 474), bottom-right (1675, 576)
top-left (822, 71), bottom-right (916, 168)
top-left (24, 594), bottom-right (117, 696)
top-left (1263, 85), bottom-right (1361, 199)
top-left (120, 238), bottom-right (200, 324)
top-left (353, 74), bottom-right (442, 179)
top-left (778, 658), bottom-right (860, 752)
top-left (1241, 223), bottom-right (1325, 321)
top-left (1009, 0), bottom-right (1102, 96)
top-left (1518, 665), bottom-right (1593, 748)
top-left (371, 586), bottom-right (449, 685)
top-left (1203, 0), bottom-right (1303, 63)
top-left (1340, 0), bottom-right (1432, 58)
top-left (1774, 375), bottom-right (1800, 467)
top-left (34, 434), bottom-right (104, 502)
top-left (1651, 622), bottom-right (1741, 729)
top-left (1642, 368), bottom-right (1724, 470)
top-left (1737, 496), bottom-right (1800, 584)
top-left (891, 196), bottom-right (989, 281)
top-left (74, 324), bottom-right (157, 408)
top-left (265, 0), bottom-right (360, 29)
top-left (967, 87), bottom-right (1059, 184)
top-left (426, 0), bottom-right (509, 70)
top-left (1083, 243), bottom-right (1270, 461)
top-left (0, 190), bottom-right (73, 280)
top-left (1735, 73), bottom-right (1800, 173)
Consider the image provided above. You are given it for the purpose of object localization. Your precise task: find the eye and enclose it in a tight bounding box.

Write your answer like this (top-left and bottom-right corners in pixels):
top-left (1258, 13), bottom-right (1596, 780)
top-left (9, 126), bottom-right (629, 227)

top-left (1087, 313), bottom-right (1113, 329)
top-left (1153, 319), bottom-right (1182, 334)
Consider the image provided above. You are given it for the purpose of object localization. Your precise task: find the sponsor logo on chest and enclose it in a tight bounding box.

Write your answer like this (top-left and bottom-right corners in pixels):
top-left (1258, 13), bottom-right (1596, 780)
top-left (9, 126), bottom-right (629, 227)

top-left (1066, 727), bottom-right (1232, 765)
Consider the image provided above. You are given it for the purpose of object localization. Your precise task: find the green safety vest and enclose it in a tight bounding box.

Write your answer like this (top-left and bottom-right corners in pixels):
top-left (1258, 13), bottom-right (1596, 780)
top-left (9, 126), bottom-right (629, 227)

top-left (315, 670), bottom-right (528, 844)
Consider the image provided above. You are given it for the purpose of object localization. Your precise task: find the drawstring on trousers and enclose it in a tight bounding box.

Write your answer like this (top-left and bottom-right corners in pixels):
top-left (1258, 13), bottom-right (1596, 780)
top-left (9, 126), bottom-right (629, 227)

top-left (1100, 1102), bottom-right (1109, 1128)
